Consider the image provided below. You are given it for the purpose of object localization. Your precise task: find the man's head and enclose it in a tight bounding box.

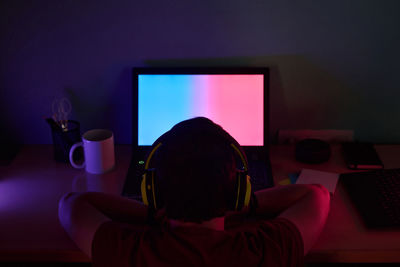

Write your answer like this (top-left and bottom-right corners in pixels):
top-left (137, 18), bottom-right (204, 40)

top-left (150, 117), bottom-right (245, 223)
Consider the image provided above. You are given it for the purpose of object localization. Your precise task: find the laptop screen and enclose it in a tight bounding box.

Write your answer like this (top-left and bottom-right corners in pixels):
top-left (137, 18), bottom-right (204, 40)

top-left (135, 68), bottom-right (268, 147)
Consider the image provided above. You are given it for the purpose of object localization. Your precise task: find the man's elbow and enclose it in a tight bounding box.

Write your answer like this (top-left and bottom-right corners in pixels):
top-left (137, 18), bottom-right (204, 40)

top-left (58, 192), bottom-right (82, 231)
top-left (310, 184), bottom-right (330, 197)
top-left (310, 184), bottom-right (331, 217)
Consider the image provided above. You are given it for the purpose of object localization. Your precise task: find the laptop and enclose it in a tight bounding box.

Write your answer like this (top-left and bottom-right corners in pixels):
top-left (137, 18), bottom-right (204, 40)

top-left (122, 67), bottom-right (274, 199)
top-left (341, 169), bottom-right (400, 228)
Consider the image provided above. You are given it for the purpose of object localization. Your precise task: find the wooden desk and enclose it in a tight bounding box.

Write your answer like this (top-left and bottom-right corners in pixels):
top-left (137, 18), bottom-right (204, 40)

top-left (1, 144), bottom-right (400, 263)
top-left (0, 145), bottom-right (131, 262)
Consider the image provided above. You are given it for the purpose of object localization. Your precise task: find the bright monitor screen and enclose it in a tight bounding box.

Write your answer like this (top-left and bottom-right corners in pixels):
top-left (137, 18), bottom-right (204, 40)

top-left (138, 73), bottom-right (264, 146)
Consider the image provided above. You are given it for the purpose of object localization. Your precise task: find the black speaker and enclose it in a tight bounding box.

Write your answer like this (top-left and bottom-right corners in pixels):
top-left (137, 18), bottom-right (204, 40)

top-left (295, 138), bottom-right (331, 164)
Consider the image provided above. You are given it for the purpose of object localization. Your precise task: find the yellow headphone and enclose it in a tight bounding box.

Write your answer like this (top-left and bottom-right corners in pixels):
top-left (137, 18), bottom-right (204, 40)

top-left (141, 141), bottom-right (251, 211)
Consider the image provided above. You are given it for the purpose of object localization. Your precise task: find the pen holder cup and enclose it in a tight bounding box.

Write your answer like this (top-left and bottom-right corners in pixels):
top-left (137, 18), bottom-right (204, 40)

top-left (50, 120), bottom-right (82, 163)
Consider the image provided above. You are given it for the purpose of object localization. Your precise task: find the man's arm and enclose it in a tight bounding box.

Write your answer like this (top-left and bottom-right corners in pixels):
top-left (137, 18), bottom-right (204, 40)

top-left (58, 192), bottom-right (148, 257)
top-left (254, 184), bottom-right (330, 254)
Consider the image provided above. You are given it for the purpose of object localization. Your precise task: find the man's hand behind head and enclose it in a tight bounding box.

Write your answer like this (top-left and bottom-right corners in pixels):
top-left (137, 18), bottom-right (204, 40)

top-left (254, 184), bottom-right (330, 255)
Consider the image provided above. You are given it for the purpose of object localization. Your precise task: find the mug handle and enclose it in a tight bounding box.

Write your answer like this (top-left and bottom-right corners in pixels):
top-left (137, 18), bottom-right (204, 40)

top-left (69, 142), bottom-right (85, 169)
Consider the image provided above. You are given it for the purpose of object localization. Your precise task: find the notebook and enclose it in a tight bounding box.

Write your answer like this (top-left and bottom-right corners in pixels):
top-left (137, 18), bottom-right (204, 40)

top-left (122, 67), bottom-right (274, 199)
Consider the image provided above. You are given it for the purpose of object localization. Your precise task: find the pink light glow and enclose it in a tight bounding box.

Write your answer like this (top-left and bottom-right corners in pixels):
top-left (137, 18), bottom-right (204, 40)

top-left (205, 75), bottom-right (264, 146)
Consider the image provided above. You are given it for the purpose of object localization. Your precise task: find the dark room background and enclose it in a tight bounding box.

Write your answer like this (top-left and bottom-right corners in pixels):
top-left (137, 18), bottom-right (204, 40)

top-left (1, 0), bottom-right (399, 145)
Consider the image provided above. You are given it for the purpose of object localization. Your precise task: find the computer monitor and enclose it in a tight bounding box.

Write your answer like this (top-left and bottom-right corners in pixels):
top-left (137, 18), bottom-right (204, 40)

top-left (133, 67), bottom-right (269, 148)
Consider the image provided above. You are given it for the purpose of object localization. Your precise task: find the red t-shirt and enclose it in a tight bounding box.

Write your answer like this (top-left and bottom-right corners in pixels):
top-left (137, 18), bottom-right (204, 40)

top-left (92, 215), bottom-right (304, 267)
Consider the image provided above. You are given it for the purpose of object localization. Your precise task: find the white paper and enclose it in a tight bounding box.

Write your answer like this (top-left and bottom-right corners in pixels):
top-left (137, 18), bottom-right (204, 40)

top-left (296, 169), bottom-right (339, 193)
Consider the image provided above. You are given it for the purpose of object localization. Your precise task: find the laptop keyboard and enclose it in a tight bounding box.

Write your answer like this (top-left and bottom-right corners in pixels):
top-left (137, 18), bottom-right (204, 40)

top-left (341, 168), bottom-right (400, 227)
top-left (374, 169), bottom-right (400, 224)
top-left (248, 160), bottom-right (272, 191)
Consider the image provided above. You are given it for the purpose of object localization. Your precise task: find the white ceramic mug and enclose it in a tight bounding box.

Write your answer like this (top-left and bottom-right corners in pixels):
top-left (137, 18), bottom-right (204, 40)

top-left (69, 129), bottom-right (115, 174)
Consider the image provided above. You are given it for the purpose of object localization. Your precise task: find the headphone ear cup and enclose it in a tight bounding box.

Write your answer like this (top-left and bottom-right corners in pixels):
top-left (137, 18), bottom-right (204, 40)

top-left (244, 175), bottom-right (252, 208)
top-left (230, 142), bottom-right (251, 211)
top-left (141, 170), bottom-right (158, 210)
top-left (234, 172), bottom-right (252, 211)
top-left (141, 173), bottom-right (149, 206)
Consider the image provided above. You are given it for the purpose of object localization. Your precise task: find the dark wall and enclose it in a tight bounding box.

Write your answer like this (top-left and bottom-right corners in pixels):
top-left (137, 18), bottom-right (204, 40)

top-left (1, 0), bottom-right (399, 144)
